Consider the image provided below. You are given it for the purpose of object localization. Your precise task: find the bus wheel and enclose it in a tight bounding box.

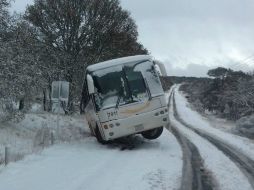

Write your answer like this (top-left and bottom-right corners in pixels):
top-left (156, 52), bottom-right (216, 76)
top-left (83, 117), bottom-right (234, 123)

top-left (95, 126), bottom-right (107, 144)
top-left (141, 127), bottom-right (163, 140)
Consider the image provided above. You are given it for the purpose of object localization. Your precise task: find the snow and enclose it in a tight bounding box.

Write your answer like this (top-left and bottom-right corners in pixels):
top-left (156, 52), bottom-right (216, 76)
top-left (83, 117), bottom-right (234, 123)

top-left (29, 103), bottom-right (42, 113)
top-left (87, 55), bottom-right (152, 72)
top-left (205, 114), bottom-right (237, 133)
top-left (174, 85), bottom-right (254, 159)
top-left (236, 115), bottom-right (254, 138)
top-left (0, 113), bottom-right (88, 164)
top-left (168, 93), bottom-right (253, 190)
top-left (0, 129), bottom-right (182, 190)
top-left (2, 84), bottom-right (253, 190)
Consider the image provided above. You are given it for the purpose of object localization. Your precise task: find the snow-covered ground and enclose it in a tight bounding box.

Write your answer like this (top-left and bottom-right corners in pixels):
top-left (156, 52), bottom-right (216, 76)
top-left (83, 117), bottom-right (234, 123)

top-left (1, 85), bottom-right (254, 190)
top-left (205, 114), bottom-right (237, 133)
top-left (169, 93), bottom-right (253, 190)
top-left (0, 113), bottom-right (88, 164)
top-left (174, 86), bottom-right (254, 159)
top-left (0, 129), bottom-right (182, 190)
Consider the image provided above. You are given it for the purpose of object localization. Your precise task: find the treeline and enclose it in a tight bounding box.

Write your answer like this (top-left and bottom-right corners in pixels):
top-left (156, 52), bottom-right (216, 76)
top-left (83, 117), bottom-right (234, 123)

top-left (0, 0), bottom-right (147, 119)
top-left (180, 67), bottom-right (254, 121)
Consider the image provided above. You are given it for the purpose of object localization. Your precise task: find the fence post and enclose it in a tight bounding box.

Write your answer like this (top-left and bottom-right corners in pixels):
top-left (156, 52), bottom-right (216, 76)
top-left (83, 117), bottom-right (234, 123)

top-left (50, 132), bottom-right (54, 145)
top-left (5, 146), bottom-right (9, 166)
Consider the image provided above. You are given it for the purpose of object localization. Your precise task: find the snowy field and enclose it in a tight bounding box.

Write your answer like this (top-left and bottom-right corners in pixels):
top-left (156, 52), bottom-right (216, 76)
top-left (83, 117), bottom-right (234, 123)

top-left (0, 86), bottom-right (254, 190)
top-left (169, 85), bottom-right (254, 189)
top-left (174, 86), bottom-right (254, 159)
top-left (0, 129), bottom-right (182, 190)
top-left (0, 113), bottom-right (88, 164)
top-left (169, 92), bottom-right (253, 190)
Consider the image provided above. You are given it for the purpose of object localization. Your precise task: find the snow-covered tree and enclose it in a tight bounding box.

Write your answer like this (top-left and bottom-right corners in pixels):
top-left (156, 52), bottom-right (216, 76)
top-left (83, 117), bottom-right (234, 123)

top-left (0, 0), bottom-right (10, 36)
top-left (0, 0), bottom-right (147, 118)
top-left (207, 67), bottom-right (228, 79)
top-left (25, 0), bottom-right (147, 111)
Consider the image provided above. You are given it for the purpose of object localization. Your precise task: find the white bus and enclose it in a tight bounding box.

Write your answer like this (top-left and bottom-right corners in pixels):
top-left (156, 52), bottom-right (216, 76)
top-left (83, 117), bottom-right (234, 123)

top-left (83, 55), bottom-right (169, 144)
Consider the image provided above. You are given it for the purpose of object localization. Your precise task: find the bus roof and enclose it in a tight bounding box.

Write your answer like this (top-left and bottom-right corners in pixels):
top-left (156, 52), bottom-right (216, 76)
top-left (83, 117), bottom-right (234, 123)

top-left (86, 55), bottom-right (152, 73)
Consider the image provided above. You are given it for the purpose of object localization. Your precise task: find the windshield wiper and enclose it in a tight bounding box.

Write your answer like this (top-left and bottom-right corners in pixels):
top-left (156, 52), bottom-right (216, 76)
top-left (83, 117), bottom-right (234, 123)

top-left (115, 88), bottom-right (123, 109)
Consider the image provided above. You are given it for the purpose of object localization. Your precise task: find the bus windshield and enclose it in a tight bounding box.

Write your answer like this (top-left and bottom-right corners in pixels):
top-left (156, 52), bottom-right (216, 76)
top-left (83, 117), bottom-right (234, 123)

top-left (91, 61), bottom-right (163, 110)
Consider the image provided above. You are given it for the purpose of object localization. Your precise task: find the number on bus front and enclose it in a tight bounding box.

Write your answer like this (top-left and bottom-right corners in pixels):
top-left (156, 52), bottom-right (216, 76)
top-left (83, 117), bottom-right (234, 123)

top-left (107, 111), bottom-right (118, 119)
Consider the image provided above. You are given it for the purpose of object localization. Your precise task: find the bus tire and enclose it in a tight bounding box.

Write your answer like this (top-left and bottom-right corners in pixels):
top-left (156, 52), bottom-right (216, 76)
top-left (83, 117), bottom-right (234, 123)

top-left (95, 126), bottom-right (107, 144)
top-left (141, 127), bottom-right (163, 140)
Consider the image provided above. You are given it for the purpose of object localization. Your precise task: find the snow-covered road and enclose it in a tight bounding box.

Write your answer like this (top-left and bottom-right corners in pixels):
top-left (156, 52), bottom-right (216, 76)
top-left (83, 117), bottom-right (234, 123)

top-left (1, 85), bottom-right (254, 190)
top-left (169, 85), bottom-right (254, 190)
top-left (0, 129), bottom-right (182, 190)
top-left (174, 86), bottom-right (254, 159)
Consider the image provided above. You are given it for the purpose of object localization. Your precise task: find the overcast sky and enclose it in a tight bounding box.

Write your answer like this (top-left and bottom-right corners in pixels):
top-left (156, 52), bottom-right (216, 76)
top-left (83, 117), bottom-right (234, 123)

top-left (11, 0), bottom-right (254, 76)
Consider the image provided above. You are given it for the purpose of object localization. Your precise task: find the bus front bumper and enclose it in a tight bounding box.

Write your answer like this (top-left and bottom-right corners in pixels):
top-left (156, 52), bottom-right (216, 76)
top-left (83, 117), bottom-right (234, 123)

top-left (99, 107), bottom-right (169, 141)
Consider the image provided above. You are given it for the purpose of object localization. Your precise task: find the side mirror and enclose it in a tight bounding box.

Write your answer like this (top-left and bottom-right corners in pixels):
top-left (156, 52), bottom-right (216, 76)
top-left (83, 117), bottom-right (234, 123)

top-left (87, 74), bottom-right (95, 94)
top-left (154, 61), bottom-right (167, 76)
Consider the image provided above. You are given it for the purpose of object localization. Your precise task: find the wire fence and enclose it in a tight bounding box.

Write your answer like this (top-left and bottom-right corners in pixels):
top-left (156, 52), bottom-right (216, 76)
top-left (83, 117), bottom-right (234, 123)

top-left (0, 116), bottom-right (89, 167)
top-left (0, 124), bottom-right (55, 166)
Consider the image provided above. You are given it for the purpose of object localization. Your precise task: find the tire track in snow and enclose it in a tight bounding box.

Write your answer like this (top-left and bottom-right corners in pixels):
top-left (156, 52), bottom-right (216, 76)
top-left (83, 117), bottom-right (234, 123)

top-left (168, 89), bottom-right (215, 190)
top-left (172, 89), bottom-right (254, 189)
top-left (171, 127), bottom-right (215, 190)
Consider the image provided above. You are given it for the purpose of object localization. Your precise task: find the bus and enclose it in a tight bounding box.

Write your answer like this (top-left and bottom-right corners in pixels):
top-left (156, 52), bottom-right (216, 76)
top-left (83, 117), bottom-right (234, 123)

top-left (82, 55), bottom-right (169, 144)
